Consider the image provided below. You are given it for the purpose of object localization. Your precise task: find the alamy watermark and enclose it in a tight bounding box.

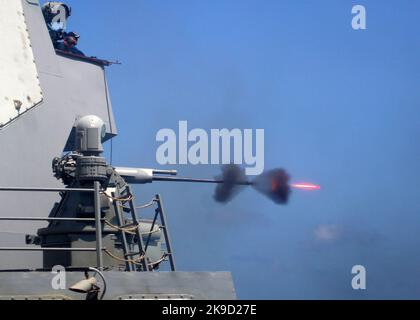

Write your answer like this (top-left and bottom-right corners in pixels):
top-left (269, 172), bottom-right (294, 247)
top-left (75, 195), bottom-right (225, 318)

top-left (351, 265), bottom-right (367, 290)
top-left (156, 121), bottom-right (265, 176)
top-left (51, 265), bottom-right (66, 290)
top-left (352, 5), bottom-right (367, 30)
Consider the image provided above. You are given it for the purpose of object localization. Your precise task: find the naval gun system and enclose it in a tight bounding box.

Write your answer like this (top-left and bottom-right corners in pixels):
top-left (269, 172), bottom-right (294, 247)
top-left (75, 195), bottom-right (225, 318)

top-left (0, 1), bottom-right (318, 300)
top-left (0, 0), bottom-right (238, 300)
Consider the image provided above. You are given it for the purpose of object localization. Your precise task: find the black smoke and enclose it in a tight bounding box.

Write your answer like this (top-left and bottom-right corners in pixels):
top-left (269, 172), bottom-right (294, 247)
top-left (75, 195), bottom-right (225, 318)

top-left (213, 165), bottom-right (291, 205)
top-left (252, 169), bottom-right (291, 204)
top-left (214, 164), bottom-right (247, 203)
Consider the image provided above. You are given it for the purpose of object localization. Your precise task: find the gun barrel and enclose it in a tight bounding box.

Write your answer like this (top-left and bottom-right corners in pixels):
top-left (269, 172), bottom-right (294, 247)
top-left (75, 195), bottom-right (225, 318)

top-left (115, 167), bottom-right (253, 185)
top-left (115, 167), bottom-right (154, 184)
top-left (153, 169), bottom-right (178, 176)
top-left (152, 176), bottom-right (252, 185)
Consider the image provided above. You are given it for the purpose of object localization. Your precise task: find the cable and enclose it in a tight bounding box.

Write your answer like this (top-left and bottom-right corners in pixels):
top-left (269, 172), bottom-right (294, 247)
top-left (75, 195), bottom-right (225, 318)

top-left (104, 220), bottom-right (160, 236)
top-left (104, 220), bottom-right (137, 234)
top-left (117, 198), bottom-right (156, 210)
top-left (148, 254), bottom-right (169, 268)
top-left (104, 249), bottom-right (168, 268)
top-left (101, 192), bottom-right (133, 202)
top-left (104, 249), bottom-right (145, 266)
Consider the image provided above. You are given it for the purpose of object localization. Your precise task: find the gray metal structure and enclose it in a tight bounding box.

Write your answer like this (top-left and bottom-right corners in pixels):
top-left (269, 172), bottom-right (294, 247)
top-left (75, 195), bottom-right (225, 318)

top-left (0, 0), bottom-right (236, 300)
top-left (0, 0), bottom-right (116, 269)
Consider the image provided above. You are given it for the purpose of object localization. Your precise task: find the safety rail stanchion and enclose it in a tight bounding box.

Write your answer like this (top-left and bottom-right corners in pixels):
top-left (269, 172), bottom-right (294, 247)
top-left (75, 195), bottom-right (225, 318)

top-left (93, 181), bottom-right (104, 270)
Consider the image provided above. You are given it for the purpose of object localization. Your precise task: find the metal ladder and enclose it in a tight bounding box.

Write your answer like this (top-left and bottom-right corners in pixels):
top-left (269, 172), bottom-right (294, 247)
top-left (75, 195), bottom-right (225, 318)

top-left (111, 185), bottom-right (148, 271)
top-left (111, 186), bottom-right (176, 272)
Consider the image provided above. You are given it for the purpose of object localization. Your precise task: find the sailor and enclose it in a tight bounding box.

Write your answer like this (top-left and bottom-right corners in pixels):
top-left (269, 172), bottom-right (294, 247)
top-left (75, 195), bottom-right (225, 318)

top-left (56, 32), bottom-right (85, 56)
top-left (42, 2), bottom-right (72, 46)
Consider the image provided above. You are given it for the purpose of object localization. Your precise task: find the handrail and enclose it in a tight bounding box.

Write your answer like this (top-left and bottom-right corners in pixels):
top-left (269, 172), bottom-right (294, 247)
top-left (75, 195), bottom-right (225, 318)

top-left (0, 185), bottom-right (104, 270)
top-left (0, 187), bottom-right (174, 272)
top-left (0, 247), bottom-right (105, 252)
top-left (0, 187), bottom-right (94, 192)
top-left (0, 217), bottom-right (102, 222)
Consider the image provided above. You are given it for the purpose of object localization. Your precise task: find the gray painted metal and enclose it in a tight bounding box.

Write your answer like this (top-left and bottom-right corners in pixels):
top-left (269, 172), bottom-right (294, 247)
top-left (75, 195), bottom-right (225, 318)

top-left (112, 191), bottom-right (134, 271)
top-left (0, 0), bottom-right (43, 127)
top-left (93, 181), bottom-right (104, 270)
top-left (0, 0), bottom-right (116, 269)
top-left (0, 217), bottom-right (100, 222)
top-left (155, 194), bottom-right (177, 271)
top-left (0, 187), bottom-right (94, 192)
top-left (0, 272), bottom-right (236, 300)
top-left (0, 248), bottom-right (102, 252)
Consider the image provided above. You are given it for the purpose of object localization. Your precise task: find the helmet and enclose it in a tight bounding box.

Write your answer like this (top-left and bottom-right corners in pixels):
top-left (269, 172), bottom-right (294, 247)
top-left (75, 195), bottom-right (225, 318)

top-left (66, 32), bottom-right (80, 40)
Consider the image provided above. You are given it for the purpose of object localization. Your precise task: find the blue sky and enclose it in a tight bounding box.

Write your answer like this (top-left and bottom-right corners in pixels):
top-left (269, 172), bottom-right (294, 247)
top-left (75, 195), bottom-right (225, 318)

top-left (56, 0), bottom-right (419, 299)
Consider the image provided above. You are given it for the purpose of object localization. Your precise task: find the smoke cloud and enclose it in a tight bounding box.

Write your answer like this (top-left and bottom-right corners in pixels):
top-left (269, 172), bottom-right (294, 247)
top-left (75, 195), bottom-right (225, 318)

top-left (214, 164), bottom-right (247, 203)
top-left (252, 169), bottom-right (291, 204)
top-left (213, 165), bottom-right (291, 205)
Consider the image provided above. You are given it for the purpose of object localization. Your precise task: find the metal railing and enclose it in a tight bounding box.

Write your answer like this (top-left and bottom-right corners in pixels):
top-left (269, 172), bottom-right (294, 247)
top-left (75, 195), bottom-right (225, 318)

top-left (0, 185), bottom-right (176, 272)
top-left (0, 183), bottom-right (105, 270)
